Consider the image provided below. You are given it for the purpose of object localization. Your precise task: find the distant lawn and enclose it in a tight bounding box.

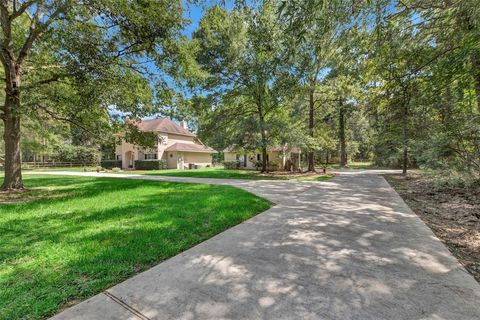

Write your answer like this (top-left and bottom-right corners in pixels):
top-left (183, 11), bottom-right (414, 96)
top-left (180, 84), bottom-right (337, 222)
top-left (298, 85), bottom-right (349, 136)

top-left (0, 175), bottom-right (270, 320)
top-left (123, 166), bottom-right (282, 179)
top-left (21, 166), bottom-right (336, 181)
top-left (22, 166), bottom-right (97, 172)
top-left (321, 161), bottom-right (388, 170)
top-left (292, 174), bottom-right (335, 181)
top-left (120, 166), bottom-right (335, 181)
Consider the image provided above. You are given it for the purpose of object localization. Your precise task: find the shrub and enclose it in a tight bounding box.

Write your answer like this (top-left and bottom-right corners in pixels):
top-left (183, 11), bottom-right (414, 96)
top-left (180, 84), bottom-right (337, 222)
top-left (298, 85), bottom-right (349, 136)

top-left (52, 145), bottom-right (100, 164)
top-left (101, 160), bottom-right (122, 169)
top-left (268, 161), bottom-right (281, 171)
top-left (112, 167), bottom-right (122, 172)
top-left (426, 169), bottom-right (480, 191)
top-left (135, 160), bottom-right (167, 170)
top-left (223, 160), bottom-right (240, 170)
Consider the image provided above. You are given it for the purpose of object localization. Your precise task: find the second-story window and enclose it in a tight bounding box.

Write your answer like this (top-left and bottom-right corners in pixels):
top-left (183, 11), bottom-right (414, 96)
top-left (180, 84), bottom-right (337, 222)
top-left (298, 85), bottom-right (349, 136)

top-left (144, 154), bottom-right (158, 160)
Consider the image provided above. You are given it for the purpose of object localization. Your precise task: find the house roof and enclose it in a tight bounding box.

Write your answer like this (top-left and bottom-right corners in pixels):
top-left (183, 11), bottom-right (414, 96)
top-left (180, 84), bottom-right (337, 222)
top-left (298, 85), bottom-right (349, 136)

top-left (136, 118), bottom-right (195, 137)
top-left (166, 142), bottom-right (217, 153)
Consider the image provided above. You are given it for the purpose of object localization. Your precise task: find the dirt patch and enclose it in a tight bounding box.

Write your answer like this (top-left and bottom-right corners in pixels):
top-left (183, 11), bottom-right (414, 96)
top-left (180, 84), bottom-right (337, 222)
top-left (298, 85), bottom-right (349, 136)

top-left (385, 173), bottom-right (480, 283)
top-left (0, 188), bottom-right (69, 204)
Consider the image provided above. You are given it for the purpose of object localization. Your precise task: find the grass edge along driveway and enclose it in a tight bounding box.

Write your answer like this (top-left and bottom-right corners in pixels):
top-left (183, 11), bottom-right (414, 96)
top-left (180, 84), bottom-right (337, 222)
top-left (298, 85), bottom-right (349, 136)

top-left (0, 175), bottom-right (271, 320)
top-left (22, 166), bottom-right (335, 181)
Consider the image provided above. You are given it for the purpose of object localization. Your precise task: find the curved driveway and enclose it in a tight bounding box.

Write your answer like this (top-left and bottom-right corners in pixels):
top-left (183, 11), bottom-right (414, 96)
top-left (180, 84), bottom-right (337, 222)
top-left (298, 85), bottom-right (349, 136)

top-left (26, 171), bottom-right (480, 320)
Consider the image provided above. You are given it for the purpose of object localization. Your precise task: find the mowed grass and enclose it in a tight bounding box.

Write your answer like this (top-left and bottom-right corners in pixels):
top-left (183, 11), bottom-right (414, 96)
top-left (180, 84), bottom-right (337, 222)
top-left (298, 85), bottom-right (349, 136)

top-left (20, 166), bottom-right (336, 181)
top-left (125, 166), bottom-right (282, 179)
top-left (291, 174), bottom-right (335, 181)
top-left (322, 161), bottom-right (377, 170)
top-left (0, 175), bottom-right (271, 320)
top-left (122, 166), bottom-right (335, 181)
top-left (22, 166), bottom-right (97, 172)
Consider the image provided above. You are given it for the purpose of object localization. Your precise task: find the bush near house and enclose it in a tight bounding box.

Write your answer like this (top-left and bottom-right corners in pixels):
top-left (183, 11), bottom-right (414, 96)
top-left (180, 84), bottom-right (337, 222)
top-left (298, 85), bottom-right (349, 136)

top-left (135, 160), bottom-right (167, 170)
top-left (223, 160), bottom-right (240, 170)
top-left (101, 160), bottom-right (122, 169)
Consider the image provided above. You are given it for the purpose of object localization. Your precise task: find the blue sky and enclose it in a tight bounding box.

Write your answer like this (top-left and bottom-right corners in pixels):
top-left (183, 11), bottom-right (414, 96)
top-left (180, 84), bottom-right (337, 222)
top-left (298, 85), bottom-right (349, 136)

top-left (182, 1), bottom-right (237, 37)
top-left (182, 2), bottom-right (205, 37)
top-left (139, 1), bottom-right (234, 120)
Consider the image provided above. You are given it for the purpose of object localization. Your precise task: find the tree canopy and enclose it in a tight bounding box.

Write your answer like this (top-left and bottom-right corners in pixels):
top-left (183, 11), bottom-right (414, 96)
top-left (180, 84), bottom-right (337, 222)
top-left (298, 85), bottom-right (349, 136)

top-left (1, 0), bottom-right (479, 188)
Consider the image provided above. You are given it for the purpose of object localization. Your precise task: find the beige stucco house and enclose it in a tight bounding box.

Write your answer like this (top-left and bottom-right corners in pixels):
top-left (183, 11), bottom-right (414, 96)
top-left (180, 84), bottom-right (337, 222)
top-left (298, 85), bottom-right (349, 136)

top-left (116, 118), bottom-right (216, 169)
top-left (224, 146), bottom-right (301, 171)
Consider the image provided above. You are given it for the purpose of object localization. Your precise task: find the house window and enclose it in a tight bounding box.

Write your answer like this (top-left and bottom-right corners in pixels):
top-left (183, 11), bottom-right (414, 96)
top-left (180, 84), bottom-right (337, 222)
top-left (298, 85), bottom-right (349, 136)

top-left (116, 155), bottom-right (122, 160)
top-left (144, 154), bottom-right (157, 160)
top-left (257, 154), bottom-right (261, 161)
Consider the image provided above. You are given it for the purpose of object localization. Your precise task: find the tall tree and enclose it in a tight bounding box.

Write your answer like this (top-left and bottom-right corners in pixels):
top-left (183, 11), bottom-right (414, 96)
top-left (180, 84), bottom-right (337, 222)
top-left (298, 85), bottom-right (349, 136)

top-left (191, 4), bottom-right (294, 172)
top-left (280, 0), bottom-right (355, 171)
top-left (0, 0), bottom-right (184, 190)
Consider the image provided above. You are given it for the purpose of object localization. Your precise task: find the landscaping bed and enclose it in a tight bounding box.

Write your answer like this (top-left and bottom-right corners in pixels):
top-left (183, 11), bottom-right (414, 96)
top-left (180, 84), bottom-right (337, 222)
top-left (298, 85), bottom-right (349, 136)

top-left (385, 173), bottom-right (479, 283)
top-left (0, 175), bottom-right (270, 319)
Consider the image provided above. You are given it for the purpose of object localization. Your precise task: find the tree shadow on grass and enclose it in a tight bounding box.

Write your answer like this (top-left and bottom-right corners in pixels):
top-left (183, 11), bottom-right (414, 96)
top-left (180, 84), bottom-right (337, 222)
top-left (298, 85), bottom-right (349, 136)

top-left (0, 177), bottom-right (270, 320)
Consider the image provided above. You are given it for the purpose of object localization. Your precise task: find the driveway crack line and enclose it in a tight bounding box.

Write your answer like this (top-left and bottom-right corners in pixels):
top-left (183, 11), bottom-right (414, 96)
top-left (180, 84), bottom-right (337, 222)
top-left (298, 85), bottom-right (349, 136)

top-left (103, 291), bottom-right (151, 320)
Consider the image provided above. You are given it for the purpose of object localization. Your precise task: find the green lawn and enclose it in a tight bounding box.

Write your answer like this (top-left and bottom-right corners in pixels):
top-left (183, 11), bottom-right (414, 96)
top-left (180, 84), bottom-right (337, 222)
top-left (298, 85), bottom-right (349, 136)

top-left (291, 174), bottom-right (335, 181)
top-left (22, 166), bottom-right (97, 172)
top-left (119, 166), bottom-right (336, 181)
top-left (18, 166), bottom-right (337, 181)
top-left (321, 161), bottom-right (378, 170)
top-left (123, 166), bottom-right (283, 179)
top-left (0, 175), bottom-right (270, 320)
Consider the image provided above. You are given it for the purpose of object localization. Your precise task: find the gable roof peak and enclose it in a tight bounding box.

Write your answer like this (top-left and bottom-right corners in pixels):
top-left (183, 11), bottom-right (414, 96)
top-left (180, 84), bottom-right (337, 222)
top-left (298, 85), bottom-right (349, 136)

top-left (134, 117), bottom-right (195, 137)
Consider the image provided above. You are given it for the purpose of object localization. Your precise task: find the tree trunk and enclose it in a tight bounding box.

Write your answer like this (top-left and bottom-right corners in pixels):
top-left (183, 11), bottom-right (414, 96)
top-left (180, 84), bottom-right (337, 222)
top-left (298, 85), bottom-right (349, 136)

top-left (2, 92), bottom-right (24, 190)
top-left (259, 119), bottom-right (268, 173)
top-left (401, 100), bottom-right (409, 175)
top-left (339, 101), bottom-right (347, 167)
top-left (256, 96), bottom-right (268, 173)
top-left (307, 90), bottom-right (315, 171)
top-left (470, 52), bottom-right (480, 113)
top-left (261, 146), bottom-right (268, 173)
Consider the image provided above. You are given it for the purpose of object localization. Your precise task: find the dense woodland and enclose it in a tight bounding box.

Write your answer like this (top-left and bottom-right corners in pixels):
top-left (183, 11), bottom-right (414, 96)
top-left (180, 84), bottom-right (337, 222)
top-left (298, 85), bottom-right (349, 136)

top-left (0, 0), bottom-right (479, 189)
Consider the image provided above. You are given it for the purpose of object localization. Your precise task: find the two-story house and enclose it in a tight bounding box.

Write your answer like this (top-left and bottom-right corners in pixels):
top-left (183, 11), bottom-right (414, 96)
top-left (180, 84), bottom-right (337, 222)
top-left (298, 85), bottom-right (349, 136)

top-left (116, 118), bottom-right (216, 169)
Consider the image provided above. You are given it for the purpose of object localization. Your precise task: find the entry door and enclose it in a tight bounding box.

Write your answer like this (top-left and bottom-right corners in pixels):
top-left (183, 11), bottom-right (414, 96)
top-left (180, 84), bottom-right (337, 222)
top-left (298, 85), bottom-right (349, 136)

top-left (129, 152), bottom-right (134, 168)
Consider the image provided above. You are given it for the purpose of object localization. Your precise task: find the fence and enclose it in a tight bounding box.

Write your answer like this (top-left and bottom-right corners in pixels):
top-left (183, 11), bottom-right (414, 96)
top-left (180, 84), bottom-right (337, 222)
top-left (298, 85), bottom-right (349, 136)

top-left (21, 162), bottom-right (99, 169)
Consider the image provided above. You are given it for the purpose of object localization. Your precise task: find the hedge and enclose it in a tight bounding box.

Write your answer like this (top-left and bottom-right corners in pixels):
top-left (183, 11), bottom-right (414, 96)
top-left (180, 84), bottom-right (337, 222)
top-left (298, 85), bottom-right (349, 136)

top-left (101, 160), bottom-right (122, 169)
top-left (223, 160), bottom-right (240, 170)
top-left (134, 160), bottom-right (167, 170)
top-left (53, 145), bottom-right (100, 164)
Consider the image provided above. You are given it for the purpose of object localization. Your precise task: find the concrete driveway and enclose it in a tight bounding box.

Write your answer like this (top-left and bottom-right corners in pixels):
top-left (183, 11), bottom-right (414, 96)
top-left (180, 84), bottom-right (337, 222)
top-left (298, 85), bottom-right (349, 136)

top-left (26, 171), bottom-right (480, 319)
